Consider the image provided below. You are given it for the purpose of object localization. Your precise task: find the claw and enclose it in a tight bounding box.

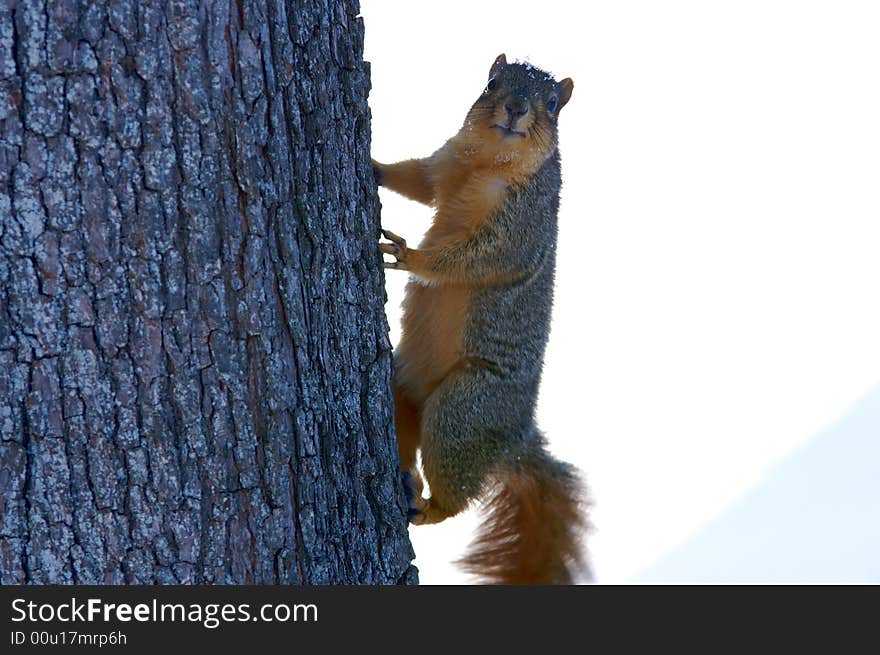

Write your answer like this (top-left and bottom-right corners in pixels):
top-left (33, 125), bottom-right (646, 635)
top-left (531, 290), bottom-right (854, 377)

top-left (408, 498), bottom-right (431, 525)
top-left (381, 229), bottom-right (405, 246)
top-left (401, 472), bottom-right (427, 522)
top-left (379, 228), bottom-right (409, 271)
top-left (401, 471), bottom-right (417, 520)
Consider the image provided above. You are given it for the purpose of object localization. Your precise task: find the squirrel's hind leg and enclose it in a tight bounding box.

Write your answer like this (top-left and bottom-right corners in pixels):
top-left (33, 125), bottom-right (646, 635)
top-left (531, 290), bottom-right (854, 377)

top-left (394, 384), bottom-right (426, 520)
top-left (394, 383), bottom-right (422, 474)
top-left (414, 366), bottom-right (530, 526)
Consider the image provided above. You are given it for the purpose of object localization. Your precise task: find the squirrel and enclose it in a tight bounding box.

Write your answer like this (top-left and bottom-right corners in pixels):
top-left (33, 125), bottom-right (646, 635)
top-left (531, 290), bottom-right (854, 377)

top-left (374, 54), bottom-right (587, 584)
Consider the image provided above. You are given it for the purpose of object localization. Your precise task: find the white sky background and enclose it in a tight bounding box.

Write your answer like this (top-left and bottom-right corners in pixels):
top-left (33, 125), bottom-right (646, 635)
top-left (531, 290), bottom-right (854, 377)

top-left (362, 1), bottom-right (880, 583)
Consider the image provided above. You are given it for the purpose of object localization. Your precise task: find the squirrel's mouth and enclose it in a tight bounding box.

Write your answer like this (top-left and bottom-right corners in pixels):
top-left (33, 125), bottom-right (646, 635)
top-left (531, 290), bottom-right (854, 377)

top-left (492, 123), bottom-right (527, 138)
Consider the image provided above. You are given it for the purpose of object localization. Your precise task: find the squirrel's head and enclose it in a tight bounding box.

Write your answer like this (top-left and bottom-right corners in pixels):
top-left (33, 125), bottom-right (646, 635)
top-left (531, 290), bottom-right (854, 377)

top-left (460, 54), bottom-right (573, 172)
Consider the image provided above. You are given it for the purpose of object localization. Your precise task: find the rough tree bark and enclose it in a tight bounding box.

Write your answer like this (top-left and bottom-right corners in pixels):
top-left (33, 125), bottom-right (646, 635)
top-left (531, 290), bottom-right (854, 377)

top-left (0, 0), bottom-right (416, 584)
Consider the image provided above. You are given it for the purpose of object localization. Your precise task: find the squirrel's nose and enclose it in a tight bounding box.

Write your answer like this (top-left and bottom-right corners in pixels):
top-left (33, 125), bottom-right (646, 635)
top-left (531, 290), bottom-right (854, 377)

top-left (504, 95), bottom-right (530, 120)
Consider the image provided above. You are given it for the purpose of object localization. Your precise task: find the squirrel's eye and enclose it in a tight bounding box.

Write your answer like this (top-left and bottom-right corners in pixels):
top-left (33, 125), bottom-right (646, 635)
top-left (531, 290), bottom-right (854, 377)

top-left (485, 77), bottom-right (497, 93)
top-left (546, 96), bottom-right (558, 113)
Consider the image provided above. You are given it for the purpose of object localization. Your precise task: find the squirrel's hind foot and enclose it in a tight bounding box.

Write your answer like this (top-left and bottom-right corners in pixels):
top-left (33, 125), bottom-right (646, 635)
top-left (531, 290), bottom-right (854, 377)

top-left (401, 471), bottom-right (427, 521)
top-left (409, 497), bottom-right (455, 526)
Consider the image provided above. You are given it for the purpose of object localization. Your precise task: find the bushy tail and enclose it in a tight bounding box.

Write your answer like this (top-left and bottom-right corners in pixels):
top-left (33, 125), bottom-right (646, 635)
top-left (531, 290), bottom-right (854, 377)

top-left (458, 447), bottom-right (589, 584)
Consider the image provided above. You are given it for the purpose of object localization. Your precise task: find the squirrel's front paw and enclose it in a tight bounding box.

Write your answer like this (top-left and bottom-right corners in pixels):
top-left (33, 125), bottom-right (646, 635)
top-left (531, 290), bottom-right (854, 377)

top-left (380, 229), bottom-right (409, 270)
top-left (371, 159), bottom-right (384, 186)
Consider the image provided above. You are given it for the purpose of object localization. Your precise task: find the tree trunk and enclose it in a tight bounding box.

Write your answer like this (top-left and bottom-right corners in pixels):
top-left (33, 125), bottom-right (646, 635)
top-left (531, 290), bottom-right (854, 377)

top-left (0, 0), bottom-right (416, 585)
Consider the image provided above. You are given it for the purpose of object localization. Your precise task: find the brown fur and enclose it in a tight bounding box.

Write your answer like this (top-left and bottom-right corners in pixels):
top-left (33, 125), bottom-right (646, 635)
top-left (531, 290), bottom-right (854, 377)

top-left (396, 282), bottom-right (470, 404)
top-left (459, 465), bottom-right (588, 584)
top-left (393, 385), bottom-right (422, 473)
top-left (378, 68), bottom-right (563, 394)
top-left (376, 158), bottom-right (435, 205)
top-left (376, 55), bottom-right (584, 584)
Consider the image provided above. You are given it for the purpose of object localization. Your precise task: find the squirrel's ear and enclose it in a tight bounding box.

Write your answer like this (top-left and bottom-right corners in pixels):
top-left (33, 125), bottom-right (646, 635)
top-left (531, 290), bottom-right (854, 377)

top-left (490, 53), bottom-right (507, 78)
top-left (558, 78), bottom-right (574, 110)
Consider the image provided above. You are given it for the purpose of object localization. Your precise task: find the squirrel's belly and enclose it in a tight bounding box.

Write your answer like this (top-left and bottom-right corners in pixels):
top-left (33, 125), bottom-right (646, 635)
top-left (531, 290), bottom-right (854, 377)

top-left (395, 281), bottom-right (470, 403)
